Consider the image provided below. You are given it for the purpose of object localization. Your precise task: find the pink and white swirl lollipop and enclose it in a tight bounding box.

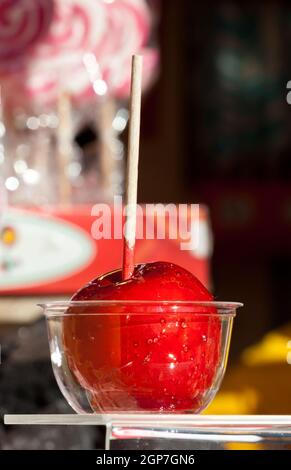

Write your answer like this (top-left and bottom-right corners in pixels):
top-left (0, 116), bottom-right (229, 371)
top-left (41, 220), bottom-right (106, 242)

top-left (3, 0), bottom-right (158, 109)
top-left (29, 0), bottom-right (106, 73)
top-left (98, 0), bottom-right (151, 90)
top-left (0, 0), bottom-right (54, 69)
top-left (10, 53), bottom-right (97, 109)
top-left (77, 0), bottom-right (158, 102)
top-left (4, 0), bottom-right (107, 108)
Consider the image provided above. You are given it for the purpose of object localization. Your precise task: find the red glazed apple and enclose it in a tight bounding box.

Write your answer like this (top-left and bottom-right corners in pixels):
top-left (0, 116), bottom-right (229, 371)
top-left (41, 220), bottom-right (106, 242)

top-left (63, 262), bottom-right (221, 412)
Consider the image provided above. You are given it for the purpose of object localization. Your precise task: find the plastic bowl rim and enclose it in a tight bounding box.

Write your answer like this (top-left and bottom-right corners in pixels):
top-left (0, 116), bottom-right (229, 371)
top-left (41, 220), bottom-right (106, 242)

top-left (39, 300), bottom-right (243, 318)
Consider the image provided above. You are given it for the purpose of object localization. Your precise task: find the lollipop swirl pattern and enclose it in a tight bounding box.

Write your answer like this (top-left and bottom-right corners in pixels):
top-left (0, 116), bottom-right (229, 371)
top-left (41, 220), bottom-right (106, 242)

top-left (96, 0), bottom-right (159, 100)
top-left (98, 0), bottom-right (151, 87)
top-left (1, 0), bottom-right (159, 108)
top-left (0, 0), bottom-right (54, 67)
top-left (2, 0), bottom-right (106, 107)
top-left (30, 0), bottom-right (106, 68)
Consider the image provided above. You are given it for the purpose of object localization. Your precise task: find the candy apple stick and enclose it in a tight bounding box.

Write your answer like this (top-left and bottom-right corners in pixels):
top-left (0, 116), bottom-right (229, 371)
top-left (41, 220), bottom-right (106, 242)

top-left (122, 55), bottom-right (143, 280)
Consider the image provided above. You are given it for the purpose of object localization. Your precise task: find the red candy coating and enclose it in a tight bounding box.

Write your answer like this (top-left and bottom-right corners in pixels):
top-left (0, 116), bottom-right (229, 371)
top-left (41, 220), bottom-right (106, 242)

top-left (63, 262), bottom-right (221, 412)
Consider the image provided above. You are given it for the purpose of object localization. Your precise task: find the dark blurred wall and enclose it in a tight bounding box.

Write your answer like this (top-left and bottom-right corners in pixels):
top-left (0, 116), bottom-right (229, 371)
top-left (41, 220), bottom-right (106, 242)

top-left (140, 0), bottom-right (187, 203)
top-left (140, 0), bottom-right (291, 356)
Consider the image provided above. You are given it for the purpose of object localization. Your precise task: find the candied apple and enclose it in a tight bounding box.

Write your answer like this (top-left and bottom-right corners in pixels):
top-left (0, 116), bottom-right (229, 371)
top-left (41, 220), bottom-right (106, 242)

top-left (63, 262), bottom-right (221, 412)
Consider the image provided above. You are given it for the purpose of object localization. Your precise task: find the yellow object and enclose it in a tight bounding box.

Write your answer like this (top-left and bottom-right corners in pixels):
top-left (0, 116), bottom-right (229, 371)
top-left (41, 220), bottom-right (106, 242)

top-left (226, 443), bottom-right (264, 450)
top-left (242, 332), bottom-right (291, 365)
top-left (1, 226), bottom-right (17, 246)
top-left (204, 322), bottom-right (291, 415)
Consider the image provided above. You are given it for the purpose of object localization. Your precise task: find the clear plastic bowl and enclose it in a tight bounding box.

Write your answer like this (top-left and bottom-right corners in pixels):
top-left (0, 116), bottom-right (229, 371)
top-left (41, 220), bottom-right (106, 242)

top-left (41, 301), bottom-right (242, 414)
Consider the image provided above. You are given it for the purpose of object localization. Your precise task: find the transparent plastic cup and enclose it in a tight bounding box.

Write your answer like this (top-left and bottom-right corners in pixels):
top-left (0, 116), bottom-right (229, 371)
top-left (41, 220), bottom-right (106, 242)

top-left (41, 301), bottom-right (242, 414)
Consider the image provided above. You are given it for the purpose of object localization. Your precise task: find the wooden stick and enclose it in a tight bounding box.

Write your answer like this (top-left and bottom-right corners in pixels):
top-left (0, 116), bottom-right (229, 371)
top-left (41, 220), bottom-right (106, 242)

top-left (57, 91), bottom-right (73, 205)
top-left (122, 55), bottom-right (143, 280)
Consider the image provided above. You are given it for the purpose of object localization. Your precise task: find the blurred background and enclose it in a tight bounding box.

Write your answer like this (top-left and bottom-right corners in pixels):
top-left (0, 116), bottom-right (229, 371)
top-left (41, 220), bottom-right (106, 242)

top-left (0, 0), bottom-right (291, 449)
